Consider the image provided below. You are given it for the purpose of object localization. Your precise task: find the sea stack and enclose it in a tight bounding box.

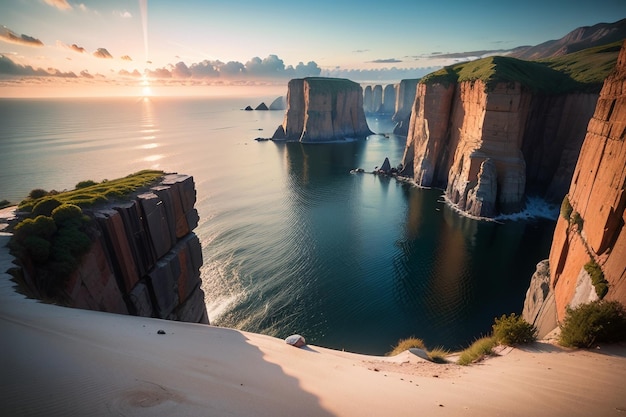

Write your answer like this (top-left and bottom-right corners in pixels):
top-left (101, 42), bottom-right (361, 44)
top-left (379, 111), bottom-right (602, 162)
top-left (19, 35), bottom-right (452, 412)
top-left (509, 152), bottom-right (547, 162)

top-left (272, 77), bottom-right (372, 142)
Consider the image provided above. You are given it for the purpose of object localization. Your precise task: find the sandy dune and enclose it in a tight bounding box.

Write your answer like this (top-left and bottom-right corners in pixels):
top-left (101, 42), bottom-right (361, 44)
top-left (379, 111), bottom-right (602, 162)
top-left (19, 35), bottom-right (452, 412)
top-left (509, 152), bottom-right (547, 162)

top-left (1, 230), bottom-right (625, 416)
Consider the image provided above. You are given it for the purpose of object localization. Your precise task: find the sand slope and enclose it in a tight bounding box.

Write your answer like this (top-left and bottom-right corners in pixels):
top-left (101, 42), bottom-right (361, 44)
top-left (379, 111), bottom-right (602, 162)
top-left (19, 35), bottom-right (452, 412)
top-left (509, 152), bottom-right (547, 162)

top-left (1, 231), bottom-right (625, 416)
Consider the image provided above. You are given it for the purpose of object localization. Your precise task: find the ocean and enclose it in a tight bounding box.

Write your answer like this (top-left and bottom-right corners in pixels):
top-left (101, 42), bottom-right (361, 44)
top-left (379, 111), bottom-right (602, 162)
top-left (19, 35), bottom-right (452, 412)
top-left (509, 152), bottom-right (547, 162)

top-left (0, 95), bottom-right (556, 354)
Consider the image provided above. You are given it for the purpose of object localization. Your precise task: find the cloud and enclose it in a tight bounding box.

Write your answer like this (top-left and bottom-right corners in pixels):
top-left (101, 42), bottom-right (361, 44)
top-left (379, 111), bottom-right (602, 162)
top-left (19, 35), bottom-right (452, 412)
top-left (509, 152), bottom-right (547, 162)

top-left (44, 0), bottom-right (72, 10)
top-left (120, 55), bottom-right (132, 61)
top-left (353, 49), bottom-right (370, 53)
top-left (172, 61), bottom-right (191, 78)
top-left (0, 54), bottom-right (77, 78)
top-left (369, 58), bottom-right (402, 64)
top-left (93, 48), bottom-right (113, 59)
top-left (115, 10), bottom-right (132, 18)
top-left (0, 26), bottom-right (44, 47)
top-left (118, 69), bottom-right (141, 77)
top-left (322, 66), bottom-right (435, 82)
top-left (71, 44), bottom-right (86, 53)
top-left (57, 41), bottom-right (87, 53)
top-left (0, 54), bottom-right (48, 75)
top-left (80, 70), bottom-right (93, 78)
top-left (426, 49), bottom-right (510, 59)
top-left (144, 55), bottom-right (322, 81)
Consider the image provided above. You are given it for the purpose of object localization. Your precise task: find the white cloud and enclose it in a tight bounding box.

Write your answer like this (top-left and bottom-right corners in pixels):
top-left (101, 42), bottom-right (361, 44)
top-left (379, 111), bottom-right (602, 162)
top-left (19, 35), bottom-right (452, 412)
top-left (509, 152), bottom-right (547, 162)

top-left (114, 10), bottom-right (133, 18)
top-left (43, 0), bottom-right (72, 10)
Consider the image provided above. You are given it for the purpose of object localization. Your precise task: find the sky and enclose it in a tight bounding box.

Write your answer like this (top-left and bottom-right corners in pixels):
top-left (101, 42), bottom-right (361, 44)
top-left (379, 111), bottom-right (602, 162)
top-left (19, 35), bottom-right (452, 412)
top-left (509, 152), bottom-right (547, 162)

top-left (0, 0), bottom-right (625, 97)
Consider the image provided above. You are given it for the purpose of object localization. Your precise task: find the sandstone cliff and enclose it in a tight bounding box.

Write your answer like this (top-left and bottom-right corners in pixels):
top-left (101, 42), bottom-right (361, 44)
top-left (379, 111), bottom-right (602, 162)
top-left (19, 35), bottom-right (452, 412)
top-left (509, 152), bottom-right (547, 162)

top-left (400, 53), bottom-right (613, 217)
top-left (272, 77), bottom-right (372, 142)
top-left (17, 174), bottom-right (208, 324)
top-left (392, 79), bottom-right (419, 136)
top-left (523, 41), bottom-right (626, 335)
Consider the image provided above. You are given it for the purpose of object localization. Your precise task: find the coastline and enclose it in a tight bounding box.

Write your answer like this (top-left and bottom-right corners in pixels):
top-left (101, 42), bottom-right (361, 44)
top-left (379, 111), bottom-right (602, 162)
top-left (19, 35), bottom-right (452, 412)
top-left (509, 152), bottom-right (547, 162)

top-left (1, 224), bottom-right (626, 416)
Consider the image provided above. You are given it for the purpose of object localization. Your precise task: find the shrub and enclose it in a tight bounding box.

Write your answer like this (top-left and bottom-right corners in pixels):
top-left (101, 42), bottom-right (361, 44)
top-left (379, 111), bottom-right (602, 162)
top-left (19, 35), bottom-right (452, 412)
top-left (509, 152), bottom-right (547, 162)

top-left (560, 195), bottom-right (573, 220)
top-left (32, 198), bottom-right (62, 217)
top-left (388, 337), bottom-right (426, 356)
top-left (0, 199), bottom-right (10, 209)
top-left (51, 204), bottom-right (86, 228)
top-left (427, 347), bottom-right (450, 363)
top-left (53, 227), bottom-right (91, 258)
top-left (388, 337), bottom-right (449, 363)
top-left (28, 188), bottom-right (49, 200)
top-left (492, 313), bottom-right (537, 346)
top-left (584, 260), bottom-right (608, 299)
top-left (457, 336), bottom-right (497, 366)
top-left (75, 180), bottom-right (98, 189)
top-left (14, 215), bottom-right (57, 242)
top-left (571, 211), bottom-right (583, 231)
top-left (559, 300), bottom-right (626, 348)
top-left (23, 235), bottom-right (51, 263)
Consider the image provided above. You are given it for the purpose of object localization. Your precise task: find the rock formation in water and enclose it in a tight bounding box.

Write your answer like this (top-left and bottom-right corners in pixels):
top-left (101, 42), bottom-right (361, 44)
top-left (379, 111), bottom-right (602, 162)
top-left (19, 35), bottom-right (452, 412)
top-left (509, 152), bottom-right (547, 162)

top-left (363, 85), bottom-right (373, 113)
top-left (400, 53), bottom-right (611, 217)
top-left (14, 174), bottom-right (208, 324)
top-left (363, 84), bottom-right (397, 115)
top-left (380, 84), bottom-right (397, 114)
top-left (523, 40), bottom-right (626, 336)
top-left (269, 96), bottom-right (286, 110)
top-left (372, 85), bottom-right (383, 114)
top-left (392, 79), bottom-right (419, 136)
top-left (272, 77), bottom-right (372, 142)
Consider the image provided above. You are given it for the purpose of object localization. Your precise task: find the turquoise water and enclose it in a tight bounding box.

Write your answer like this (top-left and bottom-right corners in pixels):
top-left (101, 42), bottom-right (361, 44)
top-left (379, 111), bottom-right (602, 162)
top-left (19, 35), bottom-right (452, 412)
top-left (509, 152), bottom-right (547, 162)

top-left (0, 96), bottom-right (555, 354)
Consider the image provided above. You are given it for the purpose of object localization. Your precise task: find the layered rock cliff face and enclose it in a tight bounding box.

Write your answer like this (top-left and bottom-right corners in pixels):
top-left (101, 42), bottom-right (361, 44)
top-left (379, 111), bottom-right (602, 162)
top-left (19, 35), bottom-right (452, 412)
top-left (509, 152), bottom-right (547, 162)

top-left (392, 79), bottom-right (419, 136)
top-left (363, 84), bottom-right (397, 114)
top-left (401, 76), bottom-right (597, 217)
top-left (272, 77), bottom-right (372, 142)
top-left (21, 174), bottom-right (209, 324)
top-left (523, 41), bottom-right (626, 335)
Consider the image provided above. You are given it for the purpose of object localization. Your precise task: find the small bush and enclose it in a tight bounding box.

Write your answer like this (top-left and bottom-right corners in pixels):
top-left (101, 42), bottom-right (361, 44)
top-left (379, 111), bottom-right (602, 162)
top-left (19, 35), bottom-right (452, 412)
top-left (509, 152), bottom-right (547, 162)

top-left (28, 188), bottom-right (49, 200)
top-left (492, 313), bottom-right (537, 346)
top-left (32, 198), bottom-right (62, 217)
top-left (388, 337), bottom-right (426, 356)
top-left (584, 260), bottom-right (608, 299)
top-left (571, 211), bottom-right (583, 231)
top-left (0, 199), bottom-right (11, 209)
top-left (559, 300), bottom-right (626, 348)
top-left (427, 347), bottom-right (450, 363)
top-left (388, 337), bottom-right (449, 363)
top-left (75, 180), bottom-right (98, 189)
top-left (560, 195), bottom-right (573, 220)
top-left (23, 235), bottom-right (51, 263)
top-left (51, 204), bottom-right (86, 228)
top-left (14, 215), bottom-right (57, 242)
top-left (457, 336), bottom-right (497, 366)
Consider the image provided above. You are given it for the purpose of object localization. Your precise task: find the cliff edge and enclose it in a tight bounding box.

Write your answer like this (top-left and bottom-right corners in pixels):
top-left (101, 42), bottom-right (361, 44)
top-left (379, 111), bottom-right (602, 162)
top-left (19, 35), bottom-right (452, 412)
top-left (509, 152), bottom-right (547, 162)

top-left (401, 46), bottom-right (619, 217)
top-left (9, 172), bottom-right (208, 324)
top-left (523, 40), bottom-right (626, 335)
top-left (272, 77), bottom-right (372, 142)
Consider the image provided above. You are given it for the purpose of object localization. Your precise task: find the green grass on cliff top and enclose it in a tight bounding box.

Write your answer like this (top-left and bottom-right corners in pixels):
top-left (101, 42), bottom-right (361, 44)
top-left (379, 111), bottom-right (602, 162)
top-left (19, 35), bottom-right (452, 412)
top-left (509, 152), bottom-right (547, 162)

top-left (420, 41), bottom-right (622, 93)
top-left (18, 169), bottom-right (164, 212)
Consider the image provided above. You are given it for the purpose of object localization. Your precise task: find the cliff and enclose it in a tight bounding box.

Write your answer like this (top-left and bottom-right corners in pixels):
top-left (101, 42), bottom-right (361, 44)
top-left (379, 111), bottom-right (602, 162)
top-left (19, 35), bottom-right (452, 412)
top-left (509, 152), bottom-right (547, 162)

top-left (524, 40), bottom-right (626, 334)
top-left (392, 79), bottom-right (419, 136)
top-left (400, 46), bottom-right (619, 217)
top-left (13, 173), bottom-right (208, 324)
top-left (272, 77), bottom-right (372, 142)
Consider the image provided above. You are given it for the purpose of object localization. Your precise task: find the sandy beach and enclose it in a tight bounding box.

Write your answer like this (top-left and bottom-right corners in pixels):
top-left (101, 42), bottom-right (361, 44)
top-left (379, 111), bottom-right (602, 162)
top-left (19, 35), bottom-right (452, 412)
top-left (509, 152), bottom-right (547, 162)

top-left (1, 227), bottom-right (625, 416)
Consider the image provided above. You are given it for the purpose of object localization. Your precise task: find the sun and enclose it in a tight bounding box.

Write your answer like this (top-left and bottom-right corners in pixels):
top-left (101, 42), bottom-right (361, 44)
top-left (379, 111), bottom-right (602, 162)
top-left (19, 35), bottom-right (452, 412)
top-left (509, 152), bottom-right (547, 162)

top-left (141, 75), bottom-right (152, 97)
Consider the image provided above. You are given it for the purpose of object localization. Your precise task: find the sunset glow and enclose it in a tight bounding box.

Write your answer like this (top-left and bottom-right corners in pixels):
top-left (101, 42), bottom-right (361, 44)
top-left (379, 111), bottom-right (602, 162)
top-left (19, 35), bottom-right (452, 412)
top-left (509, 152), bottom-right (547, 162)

top-left (1, 1), bottom-right (624, 97)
